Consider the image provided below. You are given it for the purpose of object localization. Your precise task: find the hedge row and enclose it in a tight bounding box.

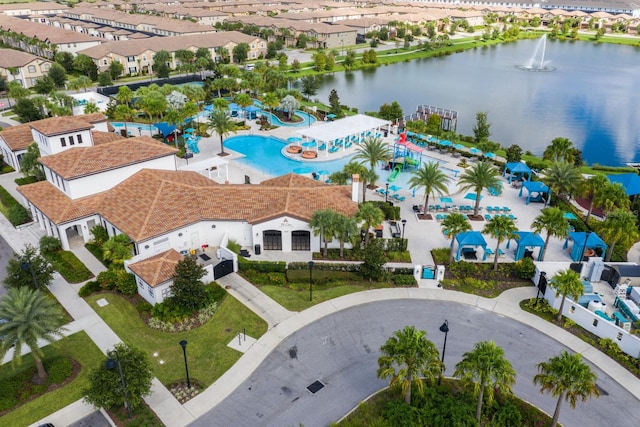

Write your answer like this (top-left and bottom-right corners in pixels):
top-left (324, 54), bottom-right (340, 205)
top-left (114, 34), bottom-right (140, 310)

top-left (0, 185), bottom-right (32, 226)
top-left (237, 259), bottom-right (286, 273)
top-left (44, 250), bottom-right (94, 283)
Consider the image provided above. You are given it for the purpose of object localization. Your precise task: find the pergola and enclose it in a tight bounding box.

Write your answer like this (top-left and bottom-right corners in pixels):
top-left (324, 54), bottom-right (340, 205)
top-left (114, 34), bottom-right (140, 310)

top-left (519, 181), bottom-right (551, 205)
top-left (295, 114), bottom-right (391, 157)
top-left (506, 231), bottom-right (545, 261)
top-left (178, 157), bottom-right (229, 182)
top-left (455, 231), bottom-right (487, 261)
top-left (503, 162), bottom-right (532, 183)
top-left (563, 231), bottom-right (608, 262)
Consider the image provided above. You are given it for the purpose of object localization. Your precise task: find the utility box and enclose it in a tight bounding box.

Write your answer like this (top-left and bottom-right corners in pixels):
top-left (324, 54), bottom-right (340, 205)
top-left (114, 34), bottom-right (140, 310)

top-left (436, 265), bottom-right (445, 281)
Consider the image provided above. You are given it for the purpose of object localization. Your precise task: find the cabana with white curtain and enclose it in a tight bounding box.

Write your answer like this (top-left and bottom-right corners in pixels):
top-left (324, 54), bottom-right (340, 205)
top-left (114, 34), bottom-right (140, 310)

top-left (178, 157), bottom-right (229, 182)
top-left (295, 114), bottom-right (391, 157)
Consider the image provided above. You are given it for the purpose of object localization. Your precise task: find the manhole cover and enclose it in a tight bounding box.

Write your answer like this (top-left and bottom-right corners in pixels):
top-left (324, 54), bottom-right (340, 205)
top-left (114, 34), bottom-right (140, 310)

top-left (306, 380), bottom-right (324, 394)
top-left (96, 298), bottom-right (109, 307)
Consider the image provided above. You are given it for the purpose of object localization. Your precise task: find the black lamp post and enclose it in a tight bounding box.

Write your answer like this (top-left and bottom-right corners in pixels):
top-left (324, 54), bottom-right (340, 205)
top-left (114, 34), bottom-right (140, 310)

top-left (385, 183), bottom-right (389, 203)
top-left (179, 340), bottom-right (191, 388)
top-left (401, 219), bottom-right (407, 251)
top-left (308, 260), bottom-right (314, 301)
top-left (106, 350), bottom-right (133, 419)
top-left (138, 126), bottom-right (142, 136)
top-left (20, 259), bottom-right (38, 290)
top-left (581, 230), bottom-right (592, 262)
top-left (438, 320), bottom-right (449, 385)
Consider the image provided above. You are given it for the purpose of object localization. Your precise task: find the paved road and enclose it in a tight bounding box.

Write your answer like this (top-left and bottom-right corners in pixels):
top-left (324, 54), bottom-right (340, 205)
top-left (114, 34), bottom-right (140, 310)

top-left (190, 300), bottom-right (639, 427)
top-left (67, 410), bottom-right (111, 427)
top-left (0, 234), bottom-right (14, 298)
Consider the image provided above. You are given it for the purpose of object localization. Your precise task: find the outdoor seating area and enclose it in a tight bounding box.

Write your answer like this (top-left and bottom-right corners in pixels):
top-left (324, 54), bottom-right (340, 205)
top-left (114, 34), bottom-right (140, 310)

top-left (287, 145), bottom-right (303, 154)
top-left (302, 150), bottom-right (317, 159)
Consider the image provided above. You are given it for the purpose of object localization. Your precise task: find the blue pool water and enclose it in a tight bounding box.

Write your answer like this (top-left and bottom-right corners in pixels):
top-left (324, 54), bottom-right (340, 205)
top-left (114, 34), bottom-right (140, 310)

top-left (225, 135), bottom-right (453, 190)
top-left (269, 111), bottom-right (316, 127)
top-left (110, 122), bottom-right (158, 132)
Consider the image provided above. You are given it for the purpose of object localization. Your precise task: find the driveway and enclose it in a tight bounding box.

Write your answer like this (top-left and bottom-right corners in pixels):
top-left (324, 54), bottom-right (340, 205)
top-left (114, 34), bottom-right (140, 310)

top-left (189, 300), bottom-right (637, 427)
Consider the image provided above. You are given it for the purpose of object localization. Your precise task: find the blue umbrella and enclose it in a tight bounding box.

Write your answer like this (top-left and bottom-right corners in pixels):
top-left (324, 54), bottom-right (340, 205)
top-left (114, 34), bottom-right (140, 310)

top-left (287, 137), bottom-right (302, 143)
top-left (563, 212), bottom-right (577, 220)
top-left (302, 141), bottom-right (317, 147)
top-left (454, 144), bottom-right (465, 150)
top-left (184, 127), bottom-right (195, 133)
top-left (470, 148), bottom-right (482, 155)
top-left (485, 152), bottom-right (496, 159)
top-left (389, 185), bottom-right (402, 192)
top-left (464, 193), bottom-right (483, 201)
top-left (316, 170), bottom-right (329, 175)
top-left (440, 197), bottom-right (453, 203)
top-left (440, 140), bottom-right (452, 147)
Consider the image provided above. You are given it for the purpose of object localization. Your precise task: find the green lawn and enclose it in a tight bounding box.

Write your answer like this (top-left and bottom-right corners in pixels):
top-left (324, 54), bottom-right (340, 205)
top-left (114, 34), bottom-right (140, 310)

top-left (260, 282), bottom-right (394, 312)
top-left (0, 332), bottom-right (104, 427)
top-left (86, 293), bottom-right (267, 386)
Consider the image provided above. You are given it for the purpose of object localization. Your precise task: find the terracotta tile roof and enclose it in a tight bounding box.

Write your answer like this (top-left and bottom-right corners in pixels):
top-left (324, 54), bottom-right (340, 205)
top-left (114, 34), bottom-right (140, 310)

top-left (29, 115), bottom-right (102, 136)
top-left (20, 170), bottom-right (358, 243)
top-left (91, 131), bottom-right (123, 145)
top-left (0, 123), bottom-right (34, 151)
top-left (128, 249), bottom-right (183, 287)
top-left (39, 137), bottom-right (177, 179)
top-left (17, 180), bottom-right (102, 224)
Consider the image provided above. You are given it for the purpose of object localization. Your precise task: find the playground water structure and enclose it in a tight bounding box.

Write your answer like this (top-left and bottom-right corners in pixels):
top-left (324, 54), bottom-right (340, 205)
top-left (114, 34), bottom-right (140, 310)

top-left (197, 104), bottom-right (316, 127)
top-left (518, 35), bottom-right (554, 72)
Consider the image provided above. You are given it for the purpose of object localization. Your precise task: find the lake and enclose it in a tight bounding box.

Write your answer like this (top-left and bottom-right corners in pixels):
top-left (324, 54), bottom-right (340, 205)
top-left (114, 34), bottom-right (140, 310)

top-left (315, 39), bottom-right (640, 166)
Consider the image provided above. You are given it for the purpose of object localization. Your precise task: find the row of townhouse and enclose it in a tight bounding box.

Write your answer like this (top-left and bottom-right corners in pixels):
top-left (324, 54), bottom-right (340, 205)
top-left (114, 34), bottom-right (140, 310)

top-left (2, 113), bottom-right (358, 305)
top-left (0, 48), bottom-right (53, 89)
top-left (77, 31), bottom-right (267, 76)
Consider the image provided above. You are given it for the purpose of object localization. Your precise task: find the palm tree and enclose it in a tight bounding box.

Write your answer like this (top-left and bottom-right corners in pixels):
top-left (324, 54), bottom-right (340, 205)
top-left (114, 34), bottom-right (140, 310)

top-left (550, 269), bottom-right (584, 323)
top-left (102, 234), bottom-right (133, 266)
top-left (207, 107), bottom-right (237, 155)
top-left (310, 209), bottom-right (338, 257)
top-left (234, 92), bottom-right (253, 125)
top-left (543, 137), bottom-right (575, 163)
top-left (482, 216), bottom-right (517, 271)
top-left (408, 161), bottom-right (450, 215)
top-left (353, 137), bottom-right (390, 188)
top-left (579, 174), bottom-right (608, 223)
top-left (534, 351), bottom-right (600, 427)
top-left (377, 326), bottom-right (442, 405)
top-left (0, 287), bottom-right (66, 381)
top-left (594, 182), bottom-right (630, 215)
top-left (343, 161), bottom-right (368, 203)
top-left (113, 104), bottom-right (136, 137)
top-left (453, 340), bottom-right (516, 423)
top-left (356, 202), bottom-right (384, 245)
top-left (457, 161), bottom-right (501, 217)
top-left (262, 92), bottom-right (279, 126)
top-left (531, 207), bottom-right (570, 261)
top-left (544, 161), bottom-right (582, 201)
top-left (441, 213), bottom-right (471, 263)
top-left (599, 209), bottom-right (639, 262)
top-left (333, 214), bottom-right (358, 259)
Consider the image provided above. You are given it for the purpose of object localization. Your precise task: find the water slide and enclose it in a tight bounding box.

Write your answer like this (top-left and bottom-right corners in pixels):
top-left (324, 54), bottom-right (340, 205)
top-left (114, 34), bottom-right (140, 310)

top-left (405, 157), bottom-right (420, 167)
top-left (387, 166), bottom-right (401, 182)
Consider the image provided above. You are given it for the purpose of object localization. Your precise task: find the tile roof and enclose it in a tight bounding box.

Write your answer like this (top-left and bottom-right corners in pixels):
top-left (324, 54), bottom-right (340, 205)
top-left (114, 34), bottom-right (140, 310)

top-left (0, 48), bottom-right (49, 68)
top-left (91, 130), bottom-right (123, 145)
top-left (128, 249), bottom-right (183, 287)
top-left (20, 170), bottom-right (358, 242)
top-left (39, 136), bottom-right (177, 179)
top-left (29, 115), bottom-right (97, 136)
top-left (0, 123), bottom-right (34, 151)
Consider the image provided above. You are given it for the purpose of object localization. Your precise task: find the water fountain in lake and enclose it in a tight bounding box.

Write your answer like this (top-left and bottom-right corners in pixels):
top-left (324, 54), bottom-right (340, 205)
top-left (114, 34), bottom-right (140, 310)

top-left (518, 35), bottom-right (554, 72)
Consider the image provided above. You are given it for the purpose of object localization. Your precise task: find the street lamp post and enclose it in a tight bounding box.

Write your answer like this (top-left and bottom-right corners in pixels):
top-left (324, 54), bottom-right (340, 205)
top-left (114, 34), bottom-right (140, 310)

top-left (581, 230), bottom-right (592, 262)
top-left (385, 183), bottom-right (389, 203)
top-left (106, 350), bottom-right (133, 419)
top-left (438, 320), bottom-right (449, 385)
top-left (179, 340), bottom-right (191, 388)
top-left (308, 260), bottom-right (314, 301)
top-left (401, 219), bottom-right (407, 251)
top-left (138, 126), bottom-right (142, 136)
top-left (20, 259), bottom-right (38, 290)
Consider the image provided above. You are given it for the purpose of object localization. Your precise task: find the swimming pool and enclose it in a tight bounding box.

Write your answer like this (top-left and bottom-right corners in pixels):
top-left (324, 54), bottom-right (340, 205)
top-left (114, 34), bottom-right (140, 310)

top-left (110, 122), bottom-right (158, 132)
top-left (225, 135), bottom-right (455, 190)
top-left (269, 111), bottom-right (316, 127)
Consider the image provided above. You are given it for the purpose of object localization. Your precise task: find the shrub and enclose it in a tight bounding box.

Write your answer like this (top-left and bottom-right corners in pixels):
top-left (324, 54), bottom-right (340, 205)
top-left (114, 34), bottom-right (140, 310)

top-left (14, 176), bottom-right (38, 186)
top-left (267, 272), bottom-right (287, 285)
top-left (449, 261), bottom-right (478, 278)
top-left (6, 204), bottom-right (32, 226)
top-left (39, 236), bottom-right (62, 253)
top-left (431, 248), bottom-right (450, 264)
top-left (151, 300), bottom-right (191, 323)
top-left (392, 274), bottom-right (416, 286)
top-left (115, 270), bottom-right (137, 295)
top-left (45, 250), bottom-right (94, 283)
top-left (96, 269), bottom-right (119, 290)
top-left (238, 259), bottom-right (286, 273)
top-left (136, 299), bottom-right (153, 315)
top-left (369, 201), bottom-right (400, 220)
top-left (46, 356), bottom-right (73, 384)
top-left (78, 280), bottom-right (101, 297)
top-left (226, 239), bottom-right (241, 254)
top-left (90, 224), bottom-right (109, 246)
top-left (512, 257), bottom-right (535, 279)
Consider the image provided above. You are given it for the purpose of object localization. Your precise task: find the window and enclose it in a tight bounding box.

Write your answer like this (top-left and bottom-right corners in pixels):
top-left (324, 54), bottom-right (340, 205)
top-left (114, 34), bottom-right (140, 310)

top-left (161, 287), bottom-right (172, 299)
top-left (103, 59), bottom-right (108, 65)
top-left (142, 55), bottom-right (147, 61)
top-left (291, 231), bottom-right (310, 251)
top-left (148, 285), bottom-right (154, 298)
top-left (69, 136), bottom-right (74, 145)
top-left (137, 278), bottom-right (144, 288)
top-left (77, 134), bottom-right (83, 144)
top-left (28, 65), bottom-right (36, 73)
top-left (43, 64), bottom-right (50, 71)
top-left (127, 56), bottom-right (135, 62)
top-left (60, 137), bottom-right (66, 147)
top-left (617, 332), bottom-right (623, 341)
top-left (569, 306), bottom-right (575, 313)
top-left (592, 319), bottom-right (598, 327)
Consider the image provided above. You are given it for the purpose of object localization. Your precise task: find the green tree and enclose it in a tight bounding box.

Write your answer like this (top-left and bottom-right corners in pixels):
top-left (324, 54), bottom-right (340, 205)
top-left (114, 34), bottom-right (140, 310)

top-left (169, 256), bottom-right (208, 313)
top-left (458, 161), bottom-right (501, 217)
top-left (113, 104), bottom-right (136, 137)
top-left (54, 51), bottom-right (75, 73)
top-left (599, 209), bottom-right (639, 262)
top-left (550, 269), bottom-right (584, 322)
top-left (544, 161), bottom-right (582, 201)
top-left (262, 92), bottom-right (279, 126)
top-left (14, 98), bottom-right (44, 122)
top-left (482, 216), bottom-right (517, 271)
top-left (116, 85), bottom-right (134, 107)
top-left (531, 207), bottom-right (570, 261)
top-left (378, 101), bottom-right (403, 121)
top-left (0, 287), bottom-right (66, 381)
top-left (441, 213), bottom-right (472, 263)
top-left (97, 72), bottom-right (113, 87)
top-left (300, 75), bottom-right (320, 101)
top-left (408, 161), bottom-right (450, 215)
top-left (594, 182), bottom-right (630, 214)
top-left (310, 209), bottom-right (338, 257)
top-left (356, 202), bottom-right (384, 245)
top-left (425, 114), bottom-right (442, 135)
top-left (534, 351), bottom-right (600, 427)
top-left (47, 62), bottom-right (67, 88)
top-left (505, 144), bottom-right (523, 163)
top-left (353, 136), bottom-right (390, 188)
top-left (234, 92), bottom-right (252, 125)
top-left (207, 107), bottom-right (237, 155)
top-left (361, 238), bottom-right (385, 280)
top-left (68, 75), bottom-right (93, 93)
top-left (232, 43), bottom-right (250, 63)
top-left (377, 325), bottom-right (442, 405)
top-left (472, 111), bottom-right (491, 143)
top-left (454, 341), bottom-right (516, 423)
top-left (343, 161), bottom-right (368, 203)
top-left (333, 214), bottom-right (358, 259)
top-left (108, 60), bottom-right (124, 80)
top-left (153, 50), bottom-right (172, 78)
top-left (72, 54), bottom-right (98, 81)
top-left (579, 174), bottom-right (609, 223)
top-left (4, 244), bottom-right (54, 290)
top-left (84, 343), bottom-right (154, 413)
top-left (290, 59), bottom-right (301, 73)
top-left (343, 50), bottom-right (357, 69)
top-left (312, 51), bottom-right (327, 72)
top-left (101, 234), bottom-right (133, 266)
top-left (7, 80), bottom-right (30, 100)
top-left (19, 143), bottom-right (43, 180)
top-left (174, 49), bottom-right (195, 74)
top-left (543, 137), bottom-right (575, 163)
top-left (328, 88), bottom-right (341, 116)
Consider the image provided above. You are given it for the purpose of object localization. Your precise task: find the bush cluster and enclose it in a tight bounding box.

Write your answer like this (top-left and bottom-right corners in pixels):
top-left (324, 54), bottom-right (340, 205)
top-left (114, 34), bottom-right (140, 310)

top-left (238, 259), bottom-right (286, 273)
top-left (0, 186), bottom-right (32, 226)
top-left (44, 250), bottom-right (94, 284)
top-left (148, 302), bottom-right (218, 332)
top-left (392, 275), bottom-right (416, 286)
top-left (368, 201), bottom-right (400, 220)
top-left (79, 269), bottom-right (136, 297)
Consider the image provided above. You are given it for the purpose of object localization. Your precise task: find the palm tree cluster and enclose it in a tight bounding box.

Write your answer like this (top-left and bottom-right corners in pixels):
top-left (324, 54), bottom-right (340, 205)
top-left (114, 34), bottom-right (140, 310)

top-left (309, 209), bottom-right (359, 259)
top-left (378, 326), bottom-right (599, 426)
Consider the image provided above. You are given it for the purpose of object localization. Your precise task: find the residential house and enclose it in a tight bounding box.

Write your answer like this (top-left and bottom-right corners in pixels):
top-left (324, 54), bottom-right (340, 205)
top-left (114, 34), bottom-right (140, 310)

top-left (0, 48), bottom-right (52, 88)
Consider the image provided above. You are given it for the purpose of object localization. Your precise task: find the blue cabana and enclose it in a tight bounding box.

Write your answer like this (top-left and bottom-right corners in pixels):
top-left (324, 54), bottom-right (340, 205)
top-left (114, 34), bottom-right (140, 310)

top-left (245, 105), bottom-right (261, 119)
top-left (607, 173), bottom-right (640, 196)
top-left (153, 122), bottom-right (176, 138)
top-left (563, 232), bottom-right (608, 262)
top-left (519, 181), bottom-right (551, 205)
top-left (506, 231), bottom-right (545, 261)
top-left (503, 162), bottom-right (532, 183)
top-left (455, 232), bottom-right (487, 261)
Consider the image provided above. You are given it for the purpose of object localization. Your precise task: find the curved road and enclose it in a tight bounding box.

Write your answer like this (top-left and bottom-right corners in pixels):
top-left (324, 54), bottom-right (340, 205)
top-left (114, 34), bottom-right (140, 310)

top-left (189, 299), bottom-right (639, 427)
